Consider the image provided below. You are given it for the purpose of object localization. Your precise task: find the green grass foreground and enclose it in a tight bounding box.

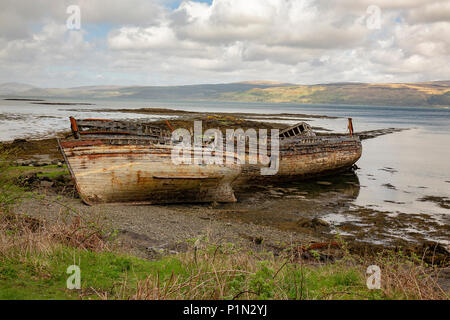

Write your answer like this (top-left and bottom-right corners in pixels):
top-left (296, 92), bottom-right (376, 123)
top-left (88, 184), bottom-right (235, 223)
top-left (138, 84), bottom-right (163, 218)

top-left (0, 231), bottom-right (384, 300)
top-left (0, 244), bottom-right (184, 300)
top-left (1, 207), bottom-right (446, 300)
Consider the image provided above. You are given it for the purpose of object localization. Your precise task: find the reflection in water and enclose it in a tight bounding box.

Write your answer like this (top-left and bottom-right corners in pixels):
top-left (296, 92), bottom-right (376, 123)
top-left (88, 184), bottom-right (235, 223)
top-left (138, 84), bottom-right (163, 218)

top-left (225, 171), bottom-right (362, 233)
top-left (233, 169), bottom-right (361, 201)
top-left (275, 170), bottom-right (361, 200)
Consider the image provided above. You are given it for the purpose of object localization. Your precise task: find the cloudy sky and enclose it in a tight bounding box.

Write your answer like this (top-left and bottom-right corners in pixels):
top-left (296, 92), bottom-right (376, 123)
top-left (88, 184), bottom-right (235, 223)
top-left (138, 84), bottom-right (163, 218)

top-left (0, 0), bottom-right (449, 87)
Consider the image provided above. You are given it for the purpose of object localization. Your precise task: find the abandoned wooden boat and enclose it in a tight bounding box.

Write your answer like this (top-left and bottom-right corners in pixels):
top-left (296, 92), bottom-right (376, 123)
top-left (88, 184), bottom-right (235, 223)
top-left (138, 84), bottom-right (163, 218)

top-left (58, 118), bottom-right (241, 205)
top-left (236, 121), bottom-right (362, 184)
top-left (58, 117), bottom-right (362, 204)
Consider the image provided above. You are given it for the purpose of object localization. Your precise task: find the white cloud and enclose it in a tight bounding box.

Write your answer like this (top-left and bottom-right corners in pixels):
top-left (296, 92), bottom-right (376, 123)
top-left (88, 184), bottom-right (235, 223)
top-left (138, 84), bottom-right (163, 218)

top-left (0, 0), bottom-right (449, 87)
top-left (108, 25), bottom-right (178, 50)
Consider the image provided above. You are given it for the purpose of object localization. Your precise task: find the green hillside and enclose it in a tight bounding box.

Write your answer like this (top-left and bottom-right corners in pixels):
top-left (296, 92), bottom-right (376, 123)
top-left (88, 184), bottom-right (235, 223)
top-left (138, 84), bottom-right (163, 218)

top-left (2, 81), bottom-right (449, 107)
top-left (219, 81), bottom-right (450, 106)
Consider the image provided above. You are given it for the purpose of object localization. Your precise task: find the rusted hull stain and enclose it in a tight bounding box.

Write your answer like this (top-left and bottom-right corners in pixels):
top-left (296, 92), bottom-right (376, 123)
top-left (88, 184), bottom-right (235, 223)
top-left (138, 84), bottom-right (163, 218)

top-left (60, 142), bottom-right (241, 205)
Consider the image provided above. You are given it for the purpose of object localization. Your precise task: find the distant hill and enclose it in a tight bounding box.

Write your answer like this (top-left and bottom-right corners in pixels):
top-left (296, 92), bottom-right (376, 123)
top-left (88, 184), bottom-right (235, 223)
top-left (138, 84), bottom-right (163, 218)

top-left (220, 82), bottom-right (450, 106)
top-left (1, 81), bottom-right (449, 107)
top-left (0, 82), bottom-right (294, 100)
top-left (0, 82), bottom-right (36, 94)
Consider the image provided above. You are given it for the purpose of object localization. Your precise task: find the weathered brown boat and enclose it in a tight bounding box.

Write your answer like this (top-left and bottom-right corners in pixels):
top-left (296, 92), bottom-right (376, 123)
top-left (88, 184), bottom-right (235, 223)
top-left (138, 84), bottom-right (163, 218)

top-left (58, 118), bottom-right (241, 205)
top-left (58, 117), bottom-right (362, 204)
top-left (236, 121), bottom-right (362, 184)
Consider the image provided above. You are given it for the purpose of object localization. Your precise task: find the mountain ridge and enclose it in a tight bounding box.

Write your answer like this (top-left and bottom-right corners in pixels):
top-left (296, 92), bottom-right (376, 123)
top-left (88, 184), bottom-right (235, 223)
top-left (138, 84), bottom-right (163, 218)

top-left (1, 80), bottom-right (449, 107)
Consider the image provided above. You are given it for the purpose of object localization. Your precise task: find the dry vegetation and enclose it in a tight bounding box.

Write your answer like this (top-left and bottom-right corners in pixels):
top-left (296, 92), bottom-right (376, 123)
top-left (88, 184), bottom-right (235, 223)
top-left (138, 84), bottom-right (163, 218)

top-left (0, 206), bottom-right (448, 300)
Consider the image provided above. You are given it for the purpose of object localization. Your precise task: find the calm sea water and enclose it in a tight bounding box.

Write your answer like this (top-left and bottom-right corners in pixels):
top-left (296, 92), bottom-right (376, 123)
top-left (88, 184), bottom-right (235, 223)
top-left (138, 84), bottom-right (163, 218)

top-left (1, 97), bottom-right (449, 219)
